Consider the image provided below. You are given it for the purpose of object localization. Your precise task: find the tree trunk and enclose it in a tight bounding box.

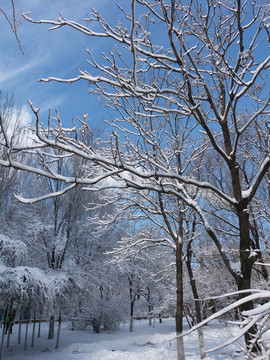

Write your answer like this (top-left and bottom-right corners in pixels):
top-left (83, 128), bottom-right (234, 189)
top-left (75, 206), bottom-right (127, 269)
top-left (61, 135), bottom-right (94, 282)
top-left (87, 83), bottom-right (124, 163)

top-left (24, 319), bottom-right (29, 351)
top-left (250, 217), bottom-right (268, 281)
top-left (55, 313), bottom-right (61, 349)
top-left (31, 312), bottom-right (36, 347)
top-left (6, 326), bottom-right (10, 349)
top-left (186, 240), bottom-right (202, 324)
top-left (38, 315), bottom-right (41, 338)
top-left (129, 300), bottom-right (134, 333)
top-left (146, 286), bottom-right (152, 326)
top-left (0, 322), bottom-right (5, 360)
top-left (48, 315), bottom-right (55, 340)
top-left (18, 312), bottom-right (22, 345)
top-left (148, 314), bottom-right (152, 327)
top-left (148, 301), bottom-right (152, 326)
top-left (238, 207), bottom-right (260, 354)
top-left (186, 240), bottom-right (205, 358)
top-left (175, 242), bottom-right (185, 360)
top-left (237, 276), bottom-right (260, 353)
top-left (0, 311), bottom-right (3, 329)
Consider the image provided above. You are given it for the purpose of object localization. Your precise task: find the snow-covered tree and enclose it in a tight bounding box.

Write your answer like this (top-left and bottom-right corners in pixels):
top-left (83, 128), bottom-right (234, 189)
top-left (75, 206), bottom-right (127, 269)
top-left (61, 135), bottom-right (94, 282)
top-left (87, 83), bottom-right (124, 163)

top-left (69, 249), bottom-right (129, 334)
top-left (88, 181), bottom-right (203, 356)
top-left (0, 234), bottom-right (27, 268)
top-left (0, 233), bottom-right (53, 358)
top-left (0, 92), bottom-right (24, 222)
top-left (107, 221), bottom-right (176, 331)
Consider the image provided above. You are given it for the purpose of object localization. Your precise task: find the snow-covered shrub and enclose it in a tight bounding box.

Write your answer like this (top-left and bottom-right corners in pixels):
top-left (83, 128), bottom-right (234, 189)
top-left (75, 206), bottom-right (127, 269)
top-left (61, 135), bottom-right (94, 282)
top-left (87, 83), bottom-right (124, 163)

top-left (74, 295), bottom-right (127, 333)
top-left (85, 301), bottom-right (125, 332)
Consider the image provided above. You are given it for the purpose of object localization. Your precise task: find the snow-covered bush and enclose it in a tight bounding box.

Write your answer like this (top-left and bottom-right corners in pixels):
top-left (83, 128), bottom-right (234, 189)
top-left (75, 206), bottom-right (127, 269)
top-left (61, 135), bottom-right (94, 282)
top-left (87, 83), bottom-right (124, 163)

top-left (72, 283), bottom-right (128, 334)
top-left (93, 298), bottom-right (125, 332)
top-left (75, 295), bottom-right (127, 333)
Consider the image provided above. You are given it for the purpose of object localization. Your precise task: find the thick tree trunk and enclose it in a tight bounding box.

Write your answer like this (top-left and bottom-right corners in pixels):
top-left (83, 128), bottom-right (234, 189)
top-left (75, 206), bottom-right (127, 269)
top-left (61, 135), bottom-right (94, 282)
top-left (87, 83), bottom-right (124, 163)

top-left (238, 207), bottom-right (260, 354)
top-left (250, 218), bottom-right (268, 281)
top-left (222, 113), bottom-right (261, 354)
top-left (237, 279), bottom-right (260, 354)
top-left (237, 275), bottom-right (260, 353)
top-left (175, 243), bottom-right (185, 360)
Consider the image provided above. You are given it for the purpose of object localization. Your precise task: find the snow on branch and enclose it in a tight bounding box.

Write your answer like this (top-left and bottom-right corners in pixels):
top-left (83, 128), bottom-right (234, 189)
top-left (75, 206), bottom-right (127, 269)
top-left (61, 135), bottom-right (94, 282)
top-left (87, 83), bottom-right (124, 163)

top-left (0, 265), bottom-right (52, 304)
top-left (242, 156), bottom-right (270, 202)
top-left (22, 12), bottom-right (126, 43)
top-left (173, 289), bottom-right (270, 354)
top-left (0, 1), bottom-right (24, 54)
top-left (14, 183), bottom-right (77, 204)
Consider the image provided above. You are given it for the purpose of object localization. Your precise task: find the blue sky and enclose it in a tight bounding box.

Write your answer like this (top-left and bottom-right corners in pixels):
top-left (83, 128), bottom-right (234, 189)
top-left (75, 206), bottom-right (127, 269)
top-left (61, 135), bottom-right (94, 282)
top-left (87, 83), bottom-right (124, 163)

top-left (0, 0), bottom-right (119, 128)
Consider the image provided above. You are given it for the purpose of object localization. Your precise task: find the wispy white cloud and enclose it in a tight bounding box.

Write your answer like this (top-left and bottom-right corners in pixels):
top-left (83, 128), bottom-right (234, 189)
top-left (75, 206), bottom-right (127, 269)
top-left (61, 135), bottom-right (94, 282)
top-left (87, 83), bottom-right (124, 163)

top-left (1, 0), bottom-right (117, 128)
top-left (19, 104), bottom-right (33, 126)
top-left (0, 54), bottom-right (49, 84)
top-left (37, 94), bottom-right (67, 114)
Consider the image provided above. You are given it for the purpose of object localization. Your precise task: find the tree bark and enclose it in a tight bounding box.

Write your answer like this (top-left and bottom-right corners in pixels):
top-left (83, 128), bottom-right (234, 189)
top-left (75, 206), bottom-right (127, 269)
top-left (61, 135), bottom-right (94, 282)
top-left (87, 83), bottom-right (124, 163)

top-left (186, 240), bottom-right (205, 358)
top-left (38, 315), bottom-right (41, 338)
top-left (148, 306), bottom-right (152, 327)
top-left (18, 312), bottom-right (22, 345)
top-left (186, 240), bottom-right (202, 325)
top-left (129, 300), bottom-right (134, 333)
top-left (0, 323), bottom-right (5, 360)
top-left (48, 315), bottom-right (55, 340)
top-left (6, 325), bottom-right (10, 349)
top-left (237, 207), bottom-right (260, 354)
top-left (175, 242), bottom-right (185, 360)
top-left (147, 288), bottom-right (152, 327)
top-left (55, 313), bottom-right (61, 349)
top-left (24, 319), bottom-right (29, 351)
top-left (31, 312), bottom-right (36, 347)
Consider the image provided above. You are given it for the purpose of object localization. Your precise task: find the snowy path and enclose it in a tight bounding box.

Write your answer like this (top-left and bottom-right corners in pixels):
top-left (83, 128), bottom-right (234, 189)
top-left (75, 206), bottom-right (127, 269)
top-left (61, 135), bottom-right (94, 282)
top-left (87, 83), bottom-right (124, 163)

top-left (2, 318), bottom-right (245, 360)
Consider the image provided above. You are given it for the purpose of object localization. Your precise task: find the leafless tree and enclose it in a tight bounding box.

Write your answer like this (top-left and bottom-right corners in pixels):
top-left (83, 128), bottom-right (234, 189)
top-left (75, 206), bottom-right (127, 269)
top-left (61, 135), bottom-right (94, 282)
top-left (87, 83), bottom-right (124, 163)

top-left (0, 0), bottom-right (24, 54)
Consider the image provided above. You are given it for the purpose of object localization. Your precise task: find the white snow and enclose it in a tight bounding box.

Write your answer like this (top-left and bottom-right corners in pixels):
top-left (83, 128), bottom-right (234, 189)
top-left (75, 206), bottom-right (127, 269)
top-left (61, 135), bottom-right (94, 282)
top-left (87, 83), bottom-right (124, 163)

top-left (229, 261), bottom-right (242, 276)
top-left (2, 318), bottom-right (244, 360)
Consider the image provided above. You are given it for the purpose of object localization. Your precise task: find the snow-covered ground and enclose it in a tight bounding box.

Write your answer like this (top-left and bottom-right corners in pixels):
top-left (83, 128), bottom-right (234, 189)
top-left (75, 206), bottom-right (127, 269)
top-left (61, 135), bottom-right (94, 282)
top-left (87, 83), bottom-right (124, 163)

top-left (2, 318), bottom-right (247, 360)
